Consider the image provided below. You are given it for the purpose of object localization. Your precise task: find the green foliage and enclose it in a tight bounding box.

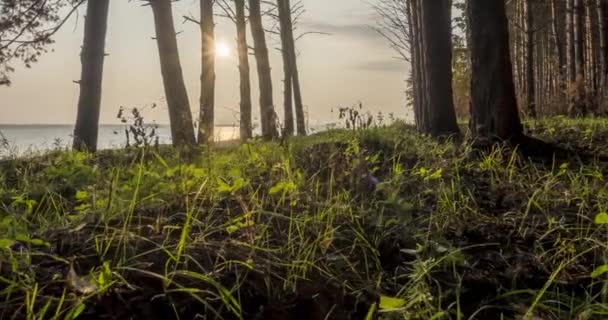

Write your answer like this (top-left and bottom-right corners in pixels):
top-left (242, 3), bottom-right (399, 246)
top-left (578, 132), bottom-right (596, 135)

top-left (0, 118), bottom-right (607, 319)
top-left (42, 152), bottom-right (97, 195)
top-left (595, 212), bottom-right (608, 224)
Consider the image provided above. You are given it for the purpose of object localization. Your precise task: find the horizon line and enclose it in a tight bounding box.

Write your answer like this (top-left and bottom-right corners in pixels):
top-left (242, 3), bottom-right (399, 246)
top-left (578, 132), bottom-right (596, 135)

top-left (0, 123), bottom-right (240, 127)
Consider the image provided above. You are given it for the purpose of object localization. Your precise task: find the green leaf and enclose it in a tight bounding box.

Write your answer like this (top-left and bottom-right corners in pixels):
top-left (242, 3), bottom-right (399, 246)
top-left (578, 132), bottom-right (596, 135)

top-left (28, 238), bottom-right (49, 247)
top-left (216, 178), bottom-right (233, 193)
top-left (594, 212), bottom-right (608, 225)
top-left (1, 216), bottom-right (15, 227)
top-left (364, 303), bottom-right (377, 320)
top-left (591, 264), bottom-right (608, 278)
top-left (229, 168), bottom-right (242, 179)
top-left (0, 239), bottom-right (15, 249)
top-left (232, 178), bottom-right (247, 192)
top-left (65, 301), bottom-right (86, 320)
top-left (269, 181), bottom-right (297, 195)
top-left (379, 295), bottom-right (406, 310)
top-left (13, 234), bottom-right (49, 247)
top-left (226, 225), bottom-right (240, 234)
top-left (75, 191), bottom-right (89, 201)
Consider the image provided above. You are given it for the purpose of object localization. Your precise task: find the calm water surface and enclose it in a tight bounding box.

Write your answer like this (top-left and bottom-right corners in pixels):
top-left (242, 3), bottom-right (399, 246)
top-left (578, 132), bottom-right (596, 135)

top-left (0, 125), bottom-right (240, 156)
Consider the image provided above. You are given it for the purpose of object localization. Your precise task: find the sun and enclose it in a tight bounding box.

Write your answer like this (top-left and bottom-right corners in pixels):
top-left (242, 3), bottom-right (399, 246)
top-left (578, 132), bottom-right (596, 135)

top-left (215, 42), bottom-right (231, 58)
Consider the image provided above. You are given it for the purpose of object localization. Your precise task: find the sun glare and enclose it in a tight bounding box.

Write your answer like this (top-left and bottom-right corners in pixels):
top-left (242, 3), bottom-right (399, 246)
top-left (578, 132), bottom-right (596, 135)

top-left (215, 42), bottom-right (231, 58)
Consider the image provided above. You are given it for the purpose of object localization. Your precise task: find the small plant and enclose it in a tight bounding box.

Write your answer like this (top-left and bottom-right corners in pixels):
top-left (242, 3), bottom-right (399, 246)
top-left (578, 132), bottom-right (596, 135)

top-left (336, 102), bottom-right (376, 130)
top-left (0, 131), bottom-right (18, 158)
top-left (335, 103), bottom-right (397, 131)
top-left (115, 104), bottom-right (160, 149)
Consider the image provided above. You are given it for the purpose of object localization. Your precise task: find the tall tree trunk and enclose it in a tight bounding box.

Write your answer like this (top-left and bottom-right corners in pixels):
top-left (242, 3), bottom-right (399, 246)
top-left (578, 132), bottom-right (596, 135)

top-left (597, 0), bottom-right (607, 107)
top-left (419, 0), bottom-right (459, 137)
top-left (414, 0), bottom-right (429, 131)
top-left (571, 0), bottom-right (588, 115)
top-left (600, 1), bottom-right (608, 87)
top-left (288, 26), bottom-right (306, 135)
top-left (468, 0), bottom-right (523, 140)
top-left (525, 0), bottom-right (536, 117)
top-left (199, 0), bottom-right (215, 144)
top-left (150, 0), bottom-right (196, 146)
top-left (73, 0), bottom-right (110, 152)
top-left (278, 0), bottom-right (294, 136)
top-left (586, 0), bottom-right (599, 101)
top-left (567, 0), bottom-right (577, 83)
top-left (551, 0), bottom-right (567, 92)
top-left (405, 0), bottom-right (420, 126)
top-left (249, 0), bottom-right (278, 139)
top-left (292, 55), bottom-right (306, 136)
top-left (410, 0), bottom-right (422, 128)
top-left (278, 0), bottom-right (306, 136)
top-left (514, 0), bottom-right (524, 96)
top-left (235, 0), bottom-right (253, 140)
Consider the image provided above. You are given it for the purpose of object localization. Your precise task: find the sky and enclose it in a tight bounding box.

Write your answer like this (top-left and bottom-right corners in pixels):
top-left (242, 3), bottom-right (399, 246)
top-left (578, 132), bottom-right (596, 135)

top-left (1, 0), bottom-right (409, 126)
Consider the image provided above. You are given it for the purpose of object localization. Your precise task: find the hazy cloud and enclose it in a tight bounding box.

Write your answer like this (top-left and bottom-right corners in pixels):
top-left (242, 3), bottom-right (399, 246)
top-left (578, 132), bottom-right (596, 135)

top-left (355, 59), bottom-right (407, 73)
top-left (301, 21), bottom-right (382, 42)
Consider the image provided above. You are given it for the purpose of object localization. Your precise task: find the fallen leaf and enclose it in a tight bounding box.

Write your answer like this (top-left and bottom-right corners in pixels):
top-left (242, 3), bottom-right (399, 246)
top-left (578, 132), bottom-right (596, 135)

top-left (67, 264), bottom-right (97, 295)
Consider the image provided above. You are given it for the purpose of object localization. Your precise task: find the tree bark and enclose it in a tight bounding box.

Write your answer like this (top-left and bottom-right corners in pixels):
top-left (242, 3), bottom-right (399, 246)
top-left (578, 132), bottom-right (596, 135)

top-left (551, 0), bottom-right (567, 91)
top-left (567, 0), bottom-right (577, 83)
top-left (468, 0), bottom-right (523, 140)
top-left (286, 1), bottom-right (306, 136)
top-left (571, 0), bottom-right (588, 115)
top-left (150, 0), bottom-right (196, 146)
top-left (598, 0), bottom-right (607, 96)
top-left (406, 0), bottom-right (421, 127)
top-left (249, 0), bottom-right (278, 139)
top-left (73, 0), bottom-right (110, 152)
top-left (419, 0), bottom-right (459, 137)
top-left (586, 0), bottom-right (600, 97)
top-left (525, 0), bottom-right (536, 117)
top-left (199, 0), bottom-right (215, 144)
top-left (235, 0), bottom-right (253, 140)
top-left (278, 0), bottom-right (294, 136)
top-left (413, 0), bottom-right (429, 131)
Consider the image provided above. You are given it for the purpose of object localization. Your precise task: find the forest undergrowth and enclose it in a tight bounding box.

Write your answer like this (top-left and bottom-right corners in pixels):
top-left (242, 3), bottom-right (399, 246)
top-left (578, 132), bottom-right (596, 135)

top-left (0, 117), bottom-right (607, 320)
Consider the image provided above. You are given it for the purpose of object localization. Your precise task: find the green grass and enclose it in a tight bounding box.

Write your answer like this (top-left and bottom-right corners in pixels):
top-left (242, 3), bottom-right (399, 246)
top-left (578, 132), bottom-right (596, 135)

top-left (0, 118), bottom-right (607, 319)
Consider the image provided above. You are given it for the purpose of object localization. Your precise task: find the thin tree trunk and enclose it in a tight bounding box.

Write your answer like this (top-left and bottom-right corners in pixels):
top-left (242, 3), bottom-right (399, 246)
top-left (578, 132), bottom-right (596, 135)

top-left (235, 0), bottom-right (252, 140)
top-left (515, 0), bottom-right (524, 96)
top-left (292, 55), bottom-right (306, 136)
top-left (551, 0), bottom-right (566, 93)
top-left (599, 0), bottom-right (608, 113)
top-left (199, 0), bottom-right (215, 144)
top-left (414, 0), bottom-right (429, 131)
top-left (410, 0), bottom-right (422, 128)
top-left (249, 0), bottom-right (278, 139)
top-left (525, 0), bottom-right (536, 117)
top-left (468, 0), bottom-right (523, 140)
top-left (73, 0), bottom-right (110, 152)
top-left (600, 1), bottom-right (608, 91)
top-left (278, 0), bottom-right (294, 136)
top-left (587, 0), bottom-right (599, 101)
top-left (405, 0), bottom-right (420, 125)
top-left (279, 0), bottom-right (306, 136)
top-left (567, 0), bottom-right (577, 83)
top-left (419, 0), bottom-right (459, 137)
top-left (150, 0), bottom-right (196, 146)
top-left (571, 0), bottom-right (588, 115)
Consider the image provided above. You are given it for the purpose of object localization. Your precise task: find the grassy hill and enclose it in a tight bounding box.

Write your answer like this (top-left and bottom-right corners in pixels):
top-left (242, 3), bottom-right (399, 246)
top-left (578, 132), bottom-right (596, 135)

top-left (0, 117), bottom-right (607, 319)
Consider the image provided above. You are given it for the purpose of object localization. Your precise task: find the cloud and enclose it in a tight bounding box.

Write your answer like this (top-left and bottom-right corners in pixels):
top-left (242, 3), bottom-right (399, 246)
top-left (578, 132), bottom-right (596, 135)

top-left (300, 21), bottom-right (382, 43)
top-left (355, 59), bottom-right (407, 73)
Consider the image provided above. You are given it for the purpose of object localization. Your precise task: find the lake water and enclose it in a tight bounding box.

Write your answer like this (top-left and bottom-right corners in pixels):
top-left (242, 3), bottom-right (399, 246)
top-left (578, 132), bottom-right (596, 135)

top-left (0, 125), bottom-right (240, 156)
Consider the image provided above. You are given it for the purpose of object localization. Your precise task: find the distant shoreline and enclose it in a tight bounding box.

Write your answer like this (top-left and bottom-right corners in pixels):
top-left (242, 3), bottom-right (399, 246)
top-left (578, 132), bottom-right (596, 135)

top-left (0, 124), bottom-right (239, 128)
